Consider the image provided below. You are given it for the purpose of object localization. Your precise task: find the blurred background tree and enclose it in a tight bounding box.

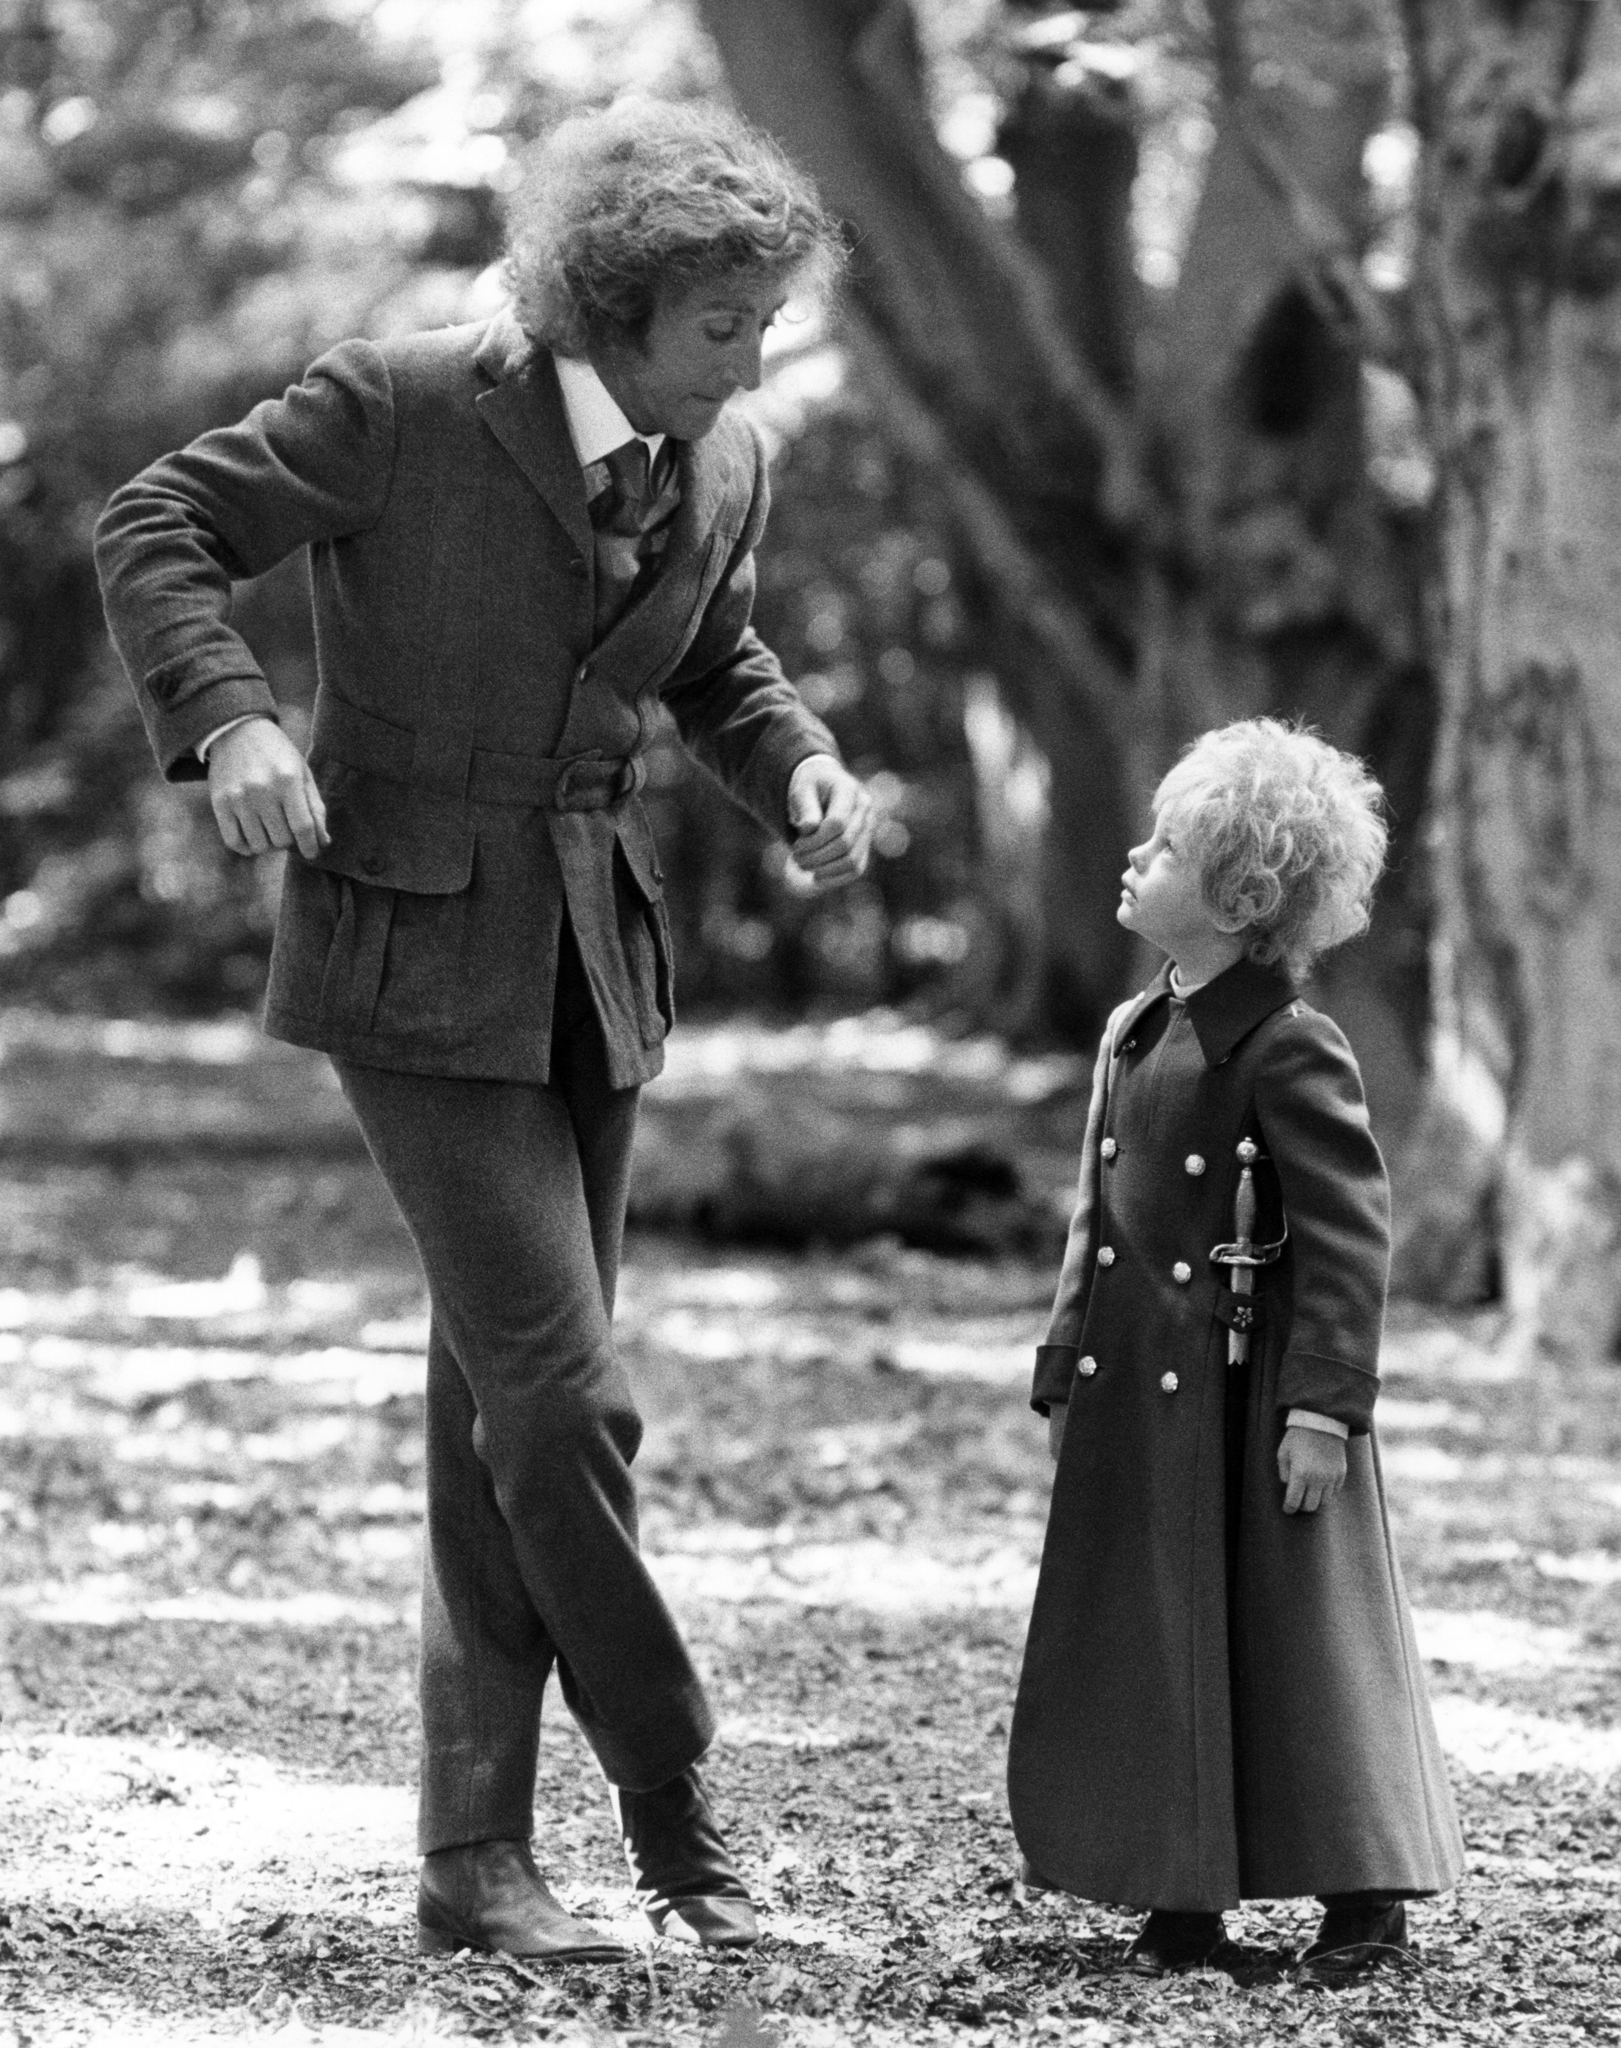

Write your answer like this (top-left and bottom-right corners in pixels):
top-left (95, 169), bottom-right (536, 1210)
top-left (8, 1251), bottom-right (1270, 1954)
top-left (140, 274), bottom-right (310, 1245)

top-left (7, 0), bottom-right (1621, 1347)
top-left (1, 0), bottom-right (1430, 1042)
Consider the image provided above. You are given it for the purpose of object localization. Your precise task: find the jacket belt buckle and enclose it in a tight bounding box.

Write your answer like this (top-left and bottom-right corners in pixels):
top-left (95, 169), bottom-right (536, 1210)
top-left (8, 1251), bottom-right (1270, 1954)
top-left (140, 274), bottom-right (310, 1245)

top-left (554, 754), bottom-right (645, 812)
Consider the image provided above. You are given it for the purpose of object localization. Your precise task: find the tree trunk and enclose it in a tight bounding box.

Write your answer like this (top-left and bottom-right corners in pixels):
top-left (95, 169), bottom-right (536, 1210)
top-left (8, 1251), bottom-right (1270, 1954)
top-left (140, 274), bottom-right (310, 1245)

top-left (702, 0), bottom-right (1438, 1091)
top-left (1141, 5), bottom-right (1439, 1149)
top-left (697, 0), bottom-right (1145, 1038)
top-left (1403, 0), bottom-right (1621, 1357)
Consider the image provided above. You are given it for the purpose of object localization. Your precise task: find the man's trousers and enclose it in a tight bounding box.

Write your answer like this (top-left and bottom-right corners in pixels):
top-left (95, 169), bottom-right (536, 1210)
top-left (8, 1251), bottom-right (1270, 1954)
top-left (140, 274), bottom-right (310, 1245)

top-left (335, 931), bottom-right (713, 1854)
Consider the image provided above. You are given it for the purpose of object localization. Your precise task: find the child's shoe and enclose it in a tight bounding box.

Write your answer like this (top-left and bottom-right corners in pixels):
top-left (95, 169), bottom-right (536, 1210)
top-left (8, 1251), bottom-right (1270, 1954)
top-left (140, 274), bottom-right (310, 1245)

top-left (1123, 1909), bottom-right (1226, 1974)
top-left (1296, 1897), bottom-right (1410, 1986)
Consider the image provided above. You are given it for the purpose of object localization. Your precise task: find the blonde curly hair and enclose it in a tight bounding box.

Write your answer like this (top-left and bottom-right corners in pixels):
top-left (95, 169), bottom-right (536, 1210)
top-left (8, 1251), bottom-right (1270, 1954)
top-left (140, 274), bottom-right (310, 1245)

top-left (1155, 720), bottom-right (1388, 981)
top-left (504, 96), bottom-right (845, 355)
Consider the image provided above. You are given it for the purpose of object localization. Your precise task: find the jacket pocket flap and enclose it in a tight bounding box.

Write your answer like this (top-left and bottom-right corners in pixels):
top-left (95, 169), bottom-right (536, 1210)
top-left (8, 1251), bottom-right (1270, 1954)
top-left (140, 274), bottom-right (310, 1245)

top-left (305, 762), bottom-right (475, 895)
top-left (614, 803), bottom-right (665, 902)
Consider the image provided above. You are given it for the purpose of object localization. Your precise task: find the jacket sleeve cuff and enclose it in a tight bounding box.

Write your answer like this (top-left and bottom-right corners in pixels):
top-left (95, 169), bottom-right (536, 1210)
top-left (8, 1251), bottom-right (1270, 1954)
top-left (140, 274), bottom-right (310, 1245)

top-left (1031, 1343), bottom-right (1079, 1416)
top-left (196, 713), bottom-right (269, 764)
top-left (150, 673), bottom-right (281, 783)
top-left (1277, 1351), bottom-right (1378, 1435)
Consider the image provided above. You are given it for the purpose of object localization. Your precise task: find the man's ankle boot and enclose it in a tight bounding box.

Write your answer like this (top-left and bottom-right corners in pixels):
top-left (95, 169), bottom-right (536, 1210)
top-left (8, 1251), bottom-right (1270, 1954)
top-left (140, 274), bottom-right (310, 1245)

top-left (418, 1838), bottom-right (631, 1961)
top-left (612, 1766), bottom-right (758, 1948)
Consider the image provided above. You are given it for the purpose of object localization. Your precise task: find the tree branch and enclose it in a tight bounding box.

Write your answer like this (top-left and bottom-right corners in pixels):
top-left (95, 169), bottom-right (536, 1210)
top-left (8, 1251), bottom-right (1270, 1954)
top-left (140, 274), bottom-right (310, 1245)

top-left (1208, 0), bottom-right (1249, 104)
top-left (843, 315), bottom-right (1132, 748)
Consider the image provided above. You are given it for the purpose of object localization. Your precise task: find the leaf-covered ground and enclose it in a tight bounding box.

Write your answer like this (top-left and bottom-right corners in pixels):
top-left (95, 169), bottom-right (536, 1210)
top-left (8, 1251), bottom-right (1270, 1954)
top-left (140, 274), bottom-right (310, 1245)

top-left (1, 1020), bottom-right (1618, 2046)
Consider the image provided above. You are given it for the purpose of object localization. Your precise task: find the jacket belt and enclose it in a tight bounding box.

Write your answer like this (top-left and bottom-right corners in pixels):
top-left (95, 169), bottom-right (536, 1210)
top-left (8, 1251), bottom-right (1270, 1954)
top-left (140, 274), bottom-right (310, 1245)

top-left (311, 693), bottom-right (646, 811)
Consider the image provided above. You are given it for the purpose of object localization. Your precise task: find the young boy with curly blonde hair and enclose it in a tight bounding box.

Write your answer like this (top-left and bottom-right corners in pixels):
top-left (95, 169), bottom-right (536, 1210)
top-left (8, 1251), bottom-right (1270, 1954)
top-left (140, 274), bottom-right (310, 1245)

top-left (1007, 720), bottom-right (1462, 1984)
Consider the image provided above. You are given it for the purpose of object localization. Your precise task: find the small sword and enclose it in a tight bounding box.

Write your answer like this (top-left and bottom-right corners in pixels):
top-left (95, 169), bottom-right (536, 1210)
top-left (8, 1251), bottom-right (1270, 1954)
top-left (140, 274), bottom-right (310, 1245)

top-left (1210, 1138), bottom-right (1286, 1365)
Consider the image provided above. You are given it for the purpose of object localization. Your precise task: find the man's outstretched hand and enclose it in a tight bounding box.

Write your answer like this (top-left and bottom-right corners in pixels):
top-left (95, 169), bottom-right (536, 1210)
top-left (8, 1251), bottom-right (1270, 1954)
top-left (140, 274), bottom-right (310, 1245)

top-left (208, 717), bottom-right (330, 861)
top-left (786, 754), bottom-right (873, 889)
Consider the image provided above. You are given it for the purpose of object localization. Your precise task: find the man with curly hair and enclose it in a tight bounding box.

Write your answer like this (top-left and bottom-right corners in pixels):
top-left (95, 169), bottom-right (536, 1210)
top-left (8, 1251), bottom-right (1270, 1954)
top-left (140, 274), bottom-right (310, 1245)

top-left (96, 97), bottom-right (871, 1962)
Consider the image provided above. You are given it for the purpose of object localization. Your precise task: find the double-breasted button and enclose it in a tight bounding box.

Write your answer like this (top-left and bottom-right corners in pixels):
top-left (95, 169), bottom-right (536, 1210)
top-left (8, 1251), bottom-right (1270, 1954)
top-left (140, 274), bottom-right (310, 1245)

top-left (568, 556), bottom-right (588, 580)
top-left (1101, 1137), bottom-right (1118, 1161)
top-left (1160, 1372), bottom-right (1179, 1394)
top-left (360, 853), bottom-right (386, 876)
top-left (1078, 1356), bottom-right (1098, 1378)
top-left (1172, 1261), bottom-right (1192, 1284)
top-left (1184, 1154), bottom-right (1206, 1176)
top-left (1096, 1246), bottom-right (1116, 1268)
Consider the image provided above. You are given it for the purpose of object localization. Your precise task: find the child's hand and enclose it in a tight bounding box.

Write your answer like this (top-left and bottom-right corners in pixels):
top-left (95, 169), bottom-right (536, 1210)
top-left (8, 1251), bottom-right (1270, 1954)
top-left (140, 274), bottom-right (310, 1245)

top-left (1047, 1401), bottom-right (1067, 1463)
top-left (1277, 1425), bottom-right (1347, 1514)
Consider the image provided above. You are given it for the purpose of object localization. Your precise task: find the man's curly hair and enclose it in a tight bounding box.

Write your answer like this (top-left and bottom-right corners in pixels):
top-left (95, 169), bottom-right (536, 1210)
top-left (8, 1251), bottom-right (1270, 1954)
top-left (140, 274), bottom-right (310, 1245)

top-left (1154, 720), bottom-right (1388, 982)
top-left (504, 96), bottom-right (845, 354)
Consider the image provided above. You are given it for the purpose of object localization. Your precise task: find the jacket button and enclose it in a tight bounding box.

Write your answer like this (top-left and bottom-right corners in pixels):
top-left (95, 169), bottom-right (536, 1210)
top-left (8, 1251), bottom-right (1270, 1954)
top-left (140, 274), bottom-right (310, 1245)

top-left (1185, 1154), bottom-right (1206, 1176)
top-left (1160, 1372), bottom-right (1179, 1394)
top-left (1101, 1138), bottom-right (1118, 1161)
top-left (1172, 1261), bottom-right (1192, 1284)
top-left (569, 557), bottom-right (588, 580)
top-left (1078, 1356), bottom-right (1098, 1378)
top-left (576, 662), bottom-right (592, 685)
top-left (1121, 1038), bottom-right (1137, 1053)
top-left (360, 853), bottom-right (386, 876)
top-left (1096, 1246), bottom-right (1115, 1268)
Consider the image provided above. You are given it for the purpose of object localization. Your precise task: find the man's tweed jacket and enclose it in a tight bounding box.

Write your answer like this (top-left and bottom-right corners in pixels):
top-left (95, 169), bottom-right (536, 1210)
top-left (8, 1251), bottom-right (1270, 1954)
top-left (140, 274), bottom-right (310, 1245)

top-left (95, 312), bottom-right (838, 1087)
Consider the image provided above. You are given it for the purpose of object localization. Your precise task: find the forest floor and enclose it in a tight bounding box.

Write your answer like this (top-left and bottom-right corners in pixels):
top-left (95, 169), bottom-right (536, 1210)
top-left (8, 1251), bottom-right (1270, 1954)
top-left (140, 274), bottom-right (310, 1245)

top-left (0, 1015), bottom-right (1618, 2047)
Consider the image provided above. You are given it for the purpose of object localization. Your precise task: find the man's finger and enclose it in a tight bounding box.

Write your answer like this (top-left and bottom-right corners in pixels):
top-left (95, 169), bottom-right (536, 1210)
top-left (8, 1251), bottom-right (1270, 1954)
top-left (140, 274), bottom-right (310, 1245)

top-left (794, 833), bottom-right (858, 869)
top-left (786, 777), bottom-right (828, 836)
top-left (212, 794), bottom-right (245, 855)
top-left (793, 811), bottom-right (849, 854)
top-left (304, 765), bottom-right (330, 848)
top-left (283, 782), bottom-right (325, 862)
top-left (1282, 1470), bottom-right (1305, 1514)
top-left (226, 801), bottom-right (272, 855)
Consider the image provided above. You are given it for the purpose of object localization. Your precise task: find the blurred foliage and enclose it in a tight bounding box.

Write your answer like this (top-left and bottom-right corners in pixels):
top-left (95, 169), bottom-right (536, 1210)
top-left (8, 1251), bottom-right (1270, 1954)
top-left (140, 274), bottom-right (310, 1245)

top-left (0, 0), bottom-right (1411, 1025)
top-left (648, 372), bottom-right (1006, 1019)
top-left (0, 0), bottom-right (445, 1008)
top-left (0, 0), bottom-right (1027, 1018)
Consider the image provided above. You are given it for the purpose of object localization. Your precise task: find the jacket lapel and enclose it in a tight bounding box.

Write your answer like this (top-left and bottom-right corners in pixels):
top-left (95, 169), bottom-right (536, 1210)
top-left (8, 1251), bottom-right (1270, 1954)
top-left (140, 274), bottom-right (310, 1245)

top-left (473, 317), bottom-right (594, 560)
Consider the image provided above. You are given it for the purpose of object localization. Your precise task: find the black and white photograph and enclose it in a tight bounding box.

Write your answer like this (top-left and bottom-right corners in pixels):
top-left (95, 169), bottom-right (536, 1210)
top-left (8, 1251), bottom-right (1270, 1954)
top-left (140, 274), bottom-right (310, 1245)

top-left (1, 1), bottom-right (1618, 2043)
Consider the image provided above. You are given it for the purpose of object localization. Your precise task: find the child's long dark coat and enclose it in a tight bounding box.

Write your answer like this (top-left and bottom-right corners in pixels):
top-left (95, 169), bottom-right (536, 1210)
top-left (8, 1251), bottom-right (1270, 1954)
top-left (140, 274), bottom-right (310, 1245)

top-left (1007, 958), bottom-right (1463, 1911)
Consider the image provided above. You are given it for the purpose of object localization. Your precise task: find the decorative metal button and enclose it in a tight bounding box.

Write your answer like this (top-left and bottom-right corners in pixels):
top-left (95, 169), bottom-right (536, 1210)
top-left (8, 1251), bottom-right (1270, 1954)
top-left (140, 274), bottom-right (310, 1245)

top-left (1160, 1372), bottom-right (1179, 1394)
top-left (1096, 1246), bottom-right (1116, 1268)
top-left (1078, 1356), bottom-right (1098, 1378)
top-left (1101, 1138), bottom-right (1118, 1161)
top-left (1172, 1261), bottom-right (1192, 1284)
top-left (1184, 1154), bottom-right (1206, 1176)
top-left (1121, 1038), bottom-right (1137, 1053)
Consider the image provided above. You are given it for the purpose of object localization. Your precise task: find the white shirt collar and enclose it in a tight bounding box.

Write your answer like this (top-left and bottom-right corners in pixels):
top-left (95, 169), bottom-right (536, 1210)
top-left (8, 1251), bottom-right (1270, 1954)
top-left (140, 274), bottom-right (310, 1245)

top-left (552, 351), bottom-right (665, 469)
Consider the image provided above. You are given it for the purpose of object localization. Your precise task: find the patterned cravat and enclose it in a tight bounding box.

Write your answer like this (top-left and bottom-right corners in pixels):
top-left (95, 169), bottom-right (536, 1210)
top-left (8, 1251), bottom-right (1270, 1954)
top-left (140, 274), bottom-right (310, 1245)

top-left (586, 437), bottom-right (680, 639)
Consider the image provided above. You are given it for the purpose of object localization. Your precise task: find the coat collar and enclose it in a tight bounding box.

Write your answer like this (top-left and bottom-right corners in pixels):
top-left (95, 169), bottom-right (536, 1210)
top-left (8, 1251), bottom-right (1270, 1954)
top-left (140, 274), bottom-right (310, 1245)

top-left (1113, 956), bottom-right (1299, 1068)
top-left (471, 309), bottom-right (750, 564)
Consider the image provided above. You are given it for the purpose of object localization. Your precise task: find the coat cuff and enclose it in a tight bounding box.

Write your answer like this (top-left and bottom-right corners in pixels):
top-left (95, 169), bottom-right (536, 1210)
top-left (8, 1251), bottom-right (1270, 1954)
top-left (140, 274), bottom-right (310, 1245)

top-left (1277, 1351), bottom-right (1378, 1435)
top-left (1286, 1408), bottom-right (1350, 1438)
top-left (148, 670), bottom-right (281, 784)
top-left (1031, 1343), bottom-right (1080, 1416)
